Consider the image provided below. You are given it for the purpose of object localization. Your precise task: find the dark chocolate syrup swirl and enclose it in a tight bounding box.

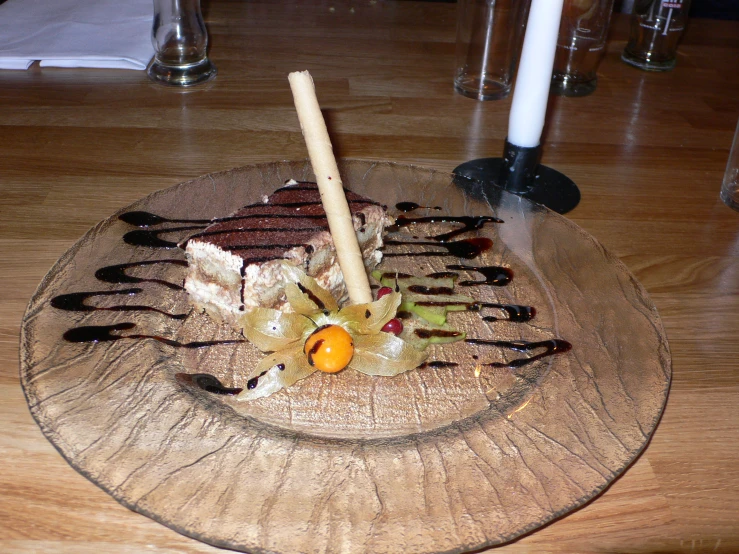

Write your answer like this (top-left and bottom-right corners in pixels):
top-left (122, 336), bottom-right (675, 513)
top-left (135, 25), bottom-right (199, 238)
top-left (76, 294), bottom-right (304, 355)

top-left (415, 339), bottom-right (570, 370)
top-left (395, 202), bottom-right (442, 213)
top-left (65, 198), bottom-right (571, 393)
top-left (184, 223), bottom-right (328, 245)
top-left (119, 189), bottom-right (379, 229)
top-left (474, 303), bottom-right (536, 323)
top-left (407, 285), bottom-right (455, 295)
top-left (51, 289), bottom-right (187, 320)
top-left (123, 226), bottom-right (204, 249)
top-left (382, 238), bottom-right (493, 259)
top-left (306, 339), bottom-right (325, 367)
top-left (425, 271), bottom-right (458, 279)
top-left (239, 262), bottom-right (247, 310)
top-left (176, 373), bottom-right (243, 395)
top-left (388, 215), bottom-right (503, 242)
top-left (247, 370), bottom-right (268, 390)
top-left (465, 338), bottom-right (572, 368)
top-left (245, 362), bottom-right (286, 390)
top-left (418, 360), bottom-right (458, 369)
top-left (95, 259), bottom-right (188, 290)
top-left (225, 242), bottom-right (310, 252)
top-left (119, 211), bottom-right (211, 227)
top-left (63, 323), bottom-right (245, 348)
top-left (407, 300), bottom-right (535, 323)
top-left (243, 199), bottom-right (379, 210)
top-left (414, 329), bottom-right (464, 340)
top-left (446, 264), bottom-right (513, 287)
top-left (298, 282), bottom-right (326, 311)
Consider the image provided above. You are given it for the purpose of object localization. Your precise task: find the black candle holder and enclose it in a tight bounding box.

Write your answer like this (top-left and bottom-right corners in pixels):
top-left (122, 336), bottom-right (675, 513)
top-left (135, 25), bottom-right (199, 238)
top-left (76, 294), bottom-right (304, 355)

top-left (453, 139), bottom-right (580, 214)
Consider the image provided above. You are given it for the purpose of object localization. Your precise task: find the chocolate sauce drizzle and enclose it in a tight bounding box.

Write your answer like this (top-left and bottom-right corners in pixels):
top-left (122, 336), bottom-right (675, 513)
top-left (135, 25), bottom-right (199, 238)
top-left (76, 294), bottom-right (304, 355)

top-left (119, 211), bottom-right (211, 227)
top-left (407, 300), bottom-right (535, 323)
top-left (414, 339), bottom-right (571, 369)
top-left (175, 373), bottom-right (243, 395)
top-left (246, 362), bottom-right (286, 391)
top-left (185, 223), bottom-right (328, 245)
top-left (95, 259), bottom-right (188, 290)
top-left (473, 303), bottom-right (536, 323)
top-left (51, 289), bottom-right (187, 320)
top-left (247, 370), bottom-right (268, 390)
top-left (124, 226), bottom-right (204, 249)
top-left (446, 264), bottom-right (513, 287)
top-left (56, 195), bottom-right (571, 396)
top-left (119, 189), bottom-right (379, 229)
top-left (425, 271), bottom-right (458, 279)
top-left (298, 282), bottom-right (326, 311)
top-left (465, 339), bottom-right (572, 368)
top-left (63, 323), bottom-right (245, 348)
top-left (415, 329), bottom-right (464, 340)
top-left (388, 215), bottom-right (503, 242)
top-left (418, 360), bottom-right (458, 369)
top-left (395, 202), bottom-right (442, 213)
top-left (407, 284), bottom-right (455, 295)
top-left (383, 238), bottom-right (493, 259)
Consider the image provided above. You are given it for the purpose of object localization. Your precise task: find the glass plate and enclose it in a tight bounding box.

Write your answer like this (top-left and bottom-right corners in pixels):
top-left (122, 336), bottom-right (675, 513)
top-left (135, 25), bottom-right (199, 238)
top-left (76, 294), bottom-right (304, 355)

top-left (20, 160), bottom-right (670, 553)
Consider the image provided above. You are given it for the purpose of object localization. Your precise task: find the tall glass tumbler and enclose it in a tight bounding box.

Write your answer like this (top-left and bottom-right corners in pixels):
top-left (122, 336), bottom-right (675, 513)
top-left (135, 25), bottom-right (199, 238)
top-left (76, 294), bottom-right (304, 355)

top-left (147, 0), bottom-right (217, 87)
top-left (454, 0), bottom-right (530, 101)
top-left (621, 0), bottom-right (691, 71)
top-left (551, 0), bottom-right (616, 97)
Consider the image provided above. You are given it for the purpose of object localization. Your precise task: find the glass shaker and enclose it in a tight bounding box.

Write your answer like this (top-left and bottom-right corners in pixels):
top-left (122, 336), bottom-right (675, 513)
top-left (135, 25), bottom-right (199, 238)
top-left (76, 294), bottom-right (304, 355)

top-left (621, 0), bottom-right (691, 71)
top-left (147, 0), bottom-right (217, 87)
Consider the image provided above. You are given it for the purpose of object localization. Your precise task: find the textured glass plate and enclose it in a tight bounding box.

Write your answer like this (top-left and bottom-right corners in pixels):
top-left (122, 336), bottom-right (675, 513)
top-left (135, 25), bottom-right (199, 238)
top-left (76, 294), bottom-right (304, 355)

top-left (20, 160), bottom-right (670, 553)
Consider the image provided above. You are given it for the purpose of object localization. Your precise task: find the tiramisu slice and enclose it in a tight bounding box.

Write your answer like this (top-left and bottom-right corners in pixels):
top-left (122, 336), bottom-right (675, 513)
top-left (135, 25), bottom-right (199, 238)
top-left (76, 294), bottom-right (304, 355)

top-left (182, 182), bottom-right (390, 326)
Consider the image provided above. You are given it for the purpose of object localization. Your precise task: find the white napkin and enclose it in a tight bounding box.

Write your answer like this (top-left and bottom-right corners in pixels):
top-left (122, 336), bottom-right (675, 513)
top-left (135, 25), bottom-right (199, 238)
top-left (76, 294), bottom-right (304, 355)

top-left (0, 0), bottom-right (154, 70)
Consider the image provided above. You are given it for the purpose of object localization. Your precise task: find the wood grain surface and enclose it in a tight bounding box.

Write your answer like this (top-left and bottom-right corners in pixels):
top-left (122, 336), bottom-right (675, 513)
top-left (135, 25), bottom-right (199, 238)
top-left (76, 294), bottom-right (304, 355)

top-left (1, 1), bottom-right (738, 552)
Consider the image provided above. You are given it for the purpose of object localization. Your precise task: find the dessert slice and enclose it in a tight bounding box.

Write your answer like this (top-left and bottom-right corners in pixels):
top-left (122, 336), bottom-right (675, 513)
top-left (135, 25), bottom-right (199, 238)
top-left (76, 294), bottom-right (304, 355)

top-left (182, 181), bottom-right (391, 326)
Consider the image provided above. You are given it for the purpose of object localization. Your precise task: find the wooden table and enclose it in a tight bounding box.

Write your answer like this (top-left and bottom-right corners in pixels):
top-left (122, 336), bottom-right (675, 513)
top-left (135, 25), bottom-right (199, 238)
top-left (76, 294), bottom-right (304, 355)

top-left (2, 2), bottom-right (738, 552)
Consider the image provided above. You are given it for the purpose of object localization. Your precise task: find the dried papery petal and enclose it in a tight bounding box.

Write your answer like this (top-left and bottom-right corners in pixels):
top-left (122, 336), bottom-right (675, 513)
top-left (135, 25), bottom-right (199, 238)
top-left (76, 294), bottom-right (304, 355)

top-left (285, 283), bottom-right (322, 316)
top-left (237, 345), bottom-right (316, 401)
top-left (239, 307), bottom-right (314, 352)
top-left (336, 292), bottom-right (401, 335)
top-left (349, 333), bottom-right (427, 377)
top-left (282, 264), bottom-right (338, 312)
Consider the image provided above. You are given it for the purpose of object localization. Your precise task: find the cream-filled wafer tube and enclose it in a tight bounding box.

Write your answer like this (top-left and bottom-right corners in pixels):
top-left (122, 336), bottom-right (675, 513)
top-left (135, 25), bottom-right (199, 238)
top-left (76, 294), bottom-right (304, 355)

top-left (288, 70), bottom-right (373, 305)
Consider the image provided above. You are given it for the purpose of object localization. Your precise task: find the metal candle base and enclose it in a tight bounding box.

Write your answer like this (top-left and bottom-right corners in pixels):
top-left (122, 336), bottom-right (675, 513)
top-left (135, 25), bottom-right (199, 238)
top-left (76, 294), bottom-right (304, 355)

top-left (453, 140), bottom-right (580, 214)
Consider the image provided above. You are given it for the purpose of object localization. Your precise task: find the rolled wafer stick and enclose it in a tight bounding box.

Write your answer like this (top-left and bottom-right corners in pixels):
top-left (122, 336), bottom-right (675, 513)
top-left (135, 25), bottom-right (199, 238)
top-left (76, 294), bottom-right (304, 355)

top-left (288, 70), bottom-right (373, 305)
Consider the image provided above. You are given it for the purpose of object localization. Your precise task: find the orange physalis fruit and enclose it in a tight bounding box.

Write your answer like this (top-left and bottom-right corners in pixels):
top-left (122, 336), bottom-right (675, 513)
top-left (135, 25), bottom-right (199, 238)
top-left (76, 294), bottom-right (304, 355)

top-left (304, 324), bottom-right (354, 373)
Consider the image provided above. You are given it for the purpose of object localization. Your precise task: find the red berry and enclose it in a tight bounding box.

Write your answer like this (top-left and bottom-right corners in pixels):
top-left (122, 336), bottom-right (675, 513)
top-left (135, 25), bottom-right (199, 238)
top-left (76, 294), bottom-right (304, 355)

top-left (381, 318), bottom-right (403, 335)
top-left (376, 286), bottom-right (393, 299)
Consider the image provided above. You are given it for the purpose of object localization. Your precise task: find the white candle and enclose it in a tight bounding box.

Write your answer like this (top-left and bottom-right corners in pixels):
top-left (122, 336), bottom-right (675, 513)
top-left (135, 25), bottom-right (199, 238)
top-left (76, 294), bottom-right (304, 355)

top-left (507, 0), bottom-right (565, 148)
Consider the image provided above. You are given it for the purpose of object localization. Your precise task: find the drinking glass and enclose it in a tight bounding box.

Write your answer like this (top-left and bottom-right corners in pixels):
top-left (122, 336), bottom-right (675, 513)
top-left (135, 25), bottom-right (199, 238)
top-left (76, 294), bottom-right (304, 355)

top-left (147, 0), bottom-right (217, 87)
top-left (621, 0), bottom-right (691, 71)
top-left (454, 0), bottom-right (530, 101)
top-left (551, 0), bottom-right (616, 97)
top-left (721, 118), bottom-right (739, 212)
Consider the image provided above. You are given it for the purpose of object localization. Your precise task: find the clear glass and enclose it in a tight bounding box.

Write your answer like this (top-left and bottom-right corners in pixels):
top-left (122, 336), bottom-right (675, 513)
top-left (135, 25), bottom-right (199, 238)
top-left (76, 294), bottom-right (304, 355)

top-left (147, 0), bottom-right (217, 87)
top-left (721, 118), bottom-right (739, 211)
top-left (22, 160), bottom-right (669, 553)
top-left (621, 0), bottom-right (691, 71)
top-left (454, 0), bottom-right (530, 101)
top-left (551, 0), bottom-right (616, 97)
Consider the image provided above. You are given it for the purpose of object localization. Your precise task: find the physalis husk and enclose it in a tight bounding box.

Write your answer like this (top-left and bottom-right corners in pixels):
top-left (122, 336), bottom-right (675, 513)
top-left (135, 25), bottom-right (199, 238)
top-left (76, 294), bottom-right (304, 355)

top-left (236, 265), bottom-right (427, 400)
